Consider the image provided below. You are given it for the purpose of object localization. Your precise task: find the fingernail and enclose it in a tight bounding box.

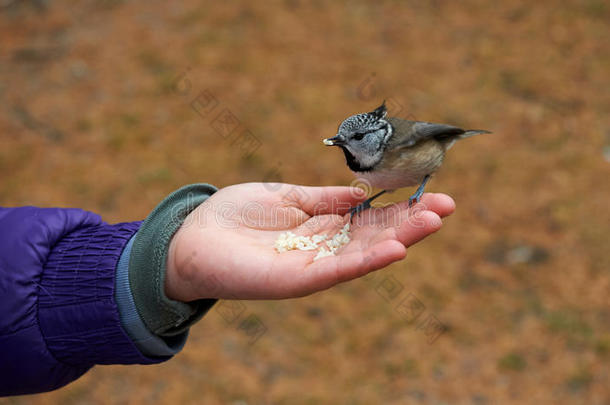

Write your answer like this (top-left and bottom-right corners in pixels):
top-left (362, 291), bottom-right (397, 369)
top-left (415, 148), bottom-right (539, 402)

top-left (353, 187), bottom-right (366, 196)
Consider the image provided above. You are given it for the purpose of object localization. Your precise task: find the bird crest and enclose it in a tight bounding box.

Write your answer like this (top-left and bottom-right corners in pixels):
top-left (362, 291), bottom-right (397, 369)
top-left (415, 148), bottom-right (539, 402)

top-left (369, 101), bottom-right (387, 120)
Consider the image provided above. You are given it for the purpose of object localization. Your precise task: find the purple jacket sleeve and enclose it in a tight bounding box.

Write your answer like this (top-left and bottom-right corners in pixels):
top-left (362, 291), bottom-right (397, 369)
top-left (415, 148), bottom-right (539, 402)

top-left (0, 207), bottom-right (166, 396)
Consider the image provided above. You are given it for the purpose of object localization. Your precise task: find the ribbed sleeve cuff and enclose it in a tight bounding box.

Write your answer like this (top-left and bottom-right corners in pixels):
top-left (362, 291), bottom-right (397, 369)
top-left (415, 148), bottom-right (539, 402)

top-left (39, 221), bottom-right (167, 365)
top-left (115, 235), bottom-right (187, 357)
top-left (129, 184), bottom-right (218, 337)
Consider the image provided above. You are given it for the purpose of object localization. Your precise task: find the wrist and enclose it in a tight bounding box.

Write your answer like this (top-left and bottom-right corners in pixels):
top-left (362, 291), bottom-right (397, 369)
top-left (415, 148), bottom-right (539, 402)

top-left (164, 226), bottom-right (193, 302)
top-left (164, 217), bottom-right (220, 302)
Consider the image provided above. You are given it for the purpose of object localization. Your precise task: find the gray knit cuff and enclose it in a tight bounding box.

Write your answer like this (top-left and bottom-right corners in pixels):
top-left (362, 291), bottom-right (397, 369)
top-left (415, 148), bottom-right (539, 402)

top-left (128, 183), bottom-right (218, 336)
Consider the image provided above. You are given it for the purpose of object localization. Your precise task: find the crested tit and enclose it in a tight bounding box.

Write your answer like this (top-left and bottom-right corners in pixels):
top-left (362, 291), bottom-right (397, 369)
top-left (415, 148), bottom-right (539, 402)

top-left (323, 102), bottom-right (491, 220)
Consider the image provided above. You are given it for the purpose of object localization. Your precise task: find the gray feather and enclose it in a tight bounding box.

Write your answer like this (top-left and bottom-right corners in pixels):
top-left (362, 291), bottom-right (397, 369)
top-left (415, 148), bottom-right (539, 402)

top-left (388, 118), bottom-right (490, 148)
top-left (459, 129), bottom-right (492, 139)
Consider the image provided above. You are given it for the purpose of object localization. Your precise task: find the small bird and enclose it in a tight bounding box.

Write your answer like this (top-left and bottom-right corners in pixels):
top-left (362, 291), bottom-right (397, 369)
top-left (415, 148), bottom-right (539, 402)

top-left (323, 101), bottom-right (491, 220)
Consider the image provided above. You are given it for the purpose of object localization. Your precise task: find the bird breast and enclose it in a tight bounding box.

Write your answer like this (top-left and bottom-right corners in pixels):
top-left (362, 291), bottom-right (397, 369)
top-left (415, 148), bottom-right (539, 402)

top-left (356, 139), bottom-right (446, 190)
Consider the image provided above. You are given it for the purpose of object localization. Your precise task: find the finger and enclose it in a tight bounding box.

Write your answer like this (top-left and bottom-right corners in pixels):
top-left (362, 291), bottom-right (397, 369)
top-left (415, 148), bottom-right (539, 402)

top-left (364, 209), bottom-right (442, 247)
top-left (349, 192), bottom-right (455, 228)
top-left (300, 239), bottom-right (406, 293)
top-left (394, 210), bottom-right (443, 246)
top-left (374, 192), bottom-right (455, 219)
top-left (289, 186), bottom-right (367, 217)
top-left (413, 193), bottom-right (456, 218)
top-left (355, 239), bottom-right (407, 275)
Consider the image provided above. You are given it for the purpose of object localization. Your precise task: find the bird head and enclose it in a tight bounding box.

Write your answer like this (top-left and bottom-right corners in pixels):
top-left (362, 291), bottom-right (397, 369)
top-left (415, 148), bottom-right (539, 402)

top-left (323, 101), bottom-right (393, 171)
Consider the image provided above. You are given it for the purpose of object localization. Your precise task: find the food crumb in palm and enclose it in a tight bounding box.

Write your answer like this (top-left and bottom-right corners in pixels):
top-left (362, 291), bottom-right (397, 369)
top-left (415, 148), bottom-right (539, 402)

top-left (275, 222), bottom-right (351, 261)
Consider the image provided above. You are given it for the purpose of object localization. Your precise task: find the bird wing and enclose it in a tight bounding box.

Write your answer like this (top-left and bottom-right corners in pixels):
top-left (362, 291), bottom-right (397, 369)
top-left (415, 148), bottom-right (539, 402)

top-left (387, 118), bottom-right (466, 148)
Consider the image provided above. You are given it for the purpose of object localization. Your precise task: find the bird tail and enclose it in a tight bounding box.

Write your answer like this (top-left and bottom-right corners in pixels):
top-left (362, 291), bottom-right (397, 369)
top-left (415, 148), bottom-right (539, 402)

top-left (459, 129), bottom-right (492, 139)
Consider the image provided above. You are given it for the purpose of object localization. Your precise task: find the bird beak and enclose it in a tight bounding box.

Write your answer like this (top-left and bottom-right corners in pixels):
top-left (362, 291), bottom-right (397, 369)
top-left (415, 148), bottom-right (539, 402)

top-left (323, 135), bottom-right (345, 146)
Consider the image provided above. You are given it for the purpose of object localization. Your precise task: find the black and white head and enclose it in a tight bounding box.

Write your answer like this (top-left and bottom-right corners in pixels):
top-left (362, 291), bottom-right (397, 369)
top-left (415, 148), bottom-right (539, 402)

top-left (323, 102), bottom-right (393, 172)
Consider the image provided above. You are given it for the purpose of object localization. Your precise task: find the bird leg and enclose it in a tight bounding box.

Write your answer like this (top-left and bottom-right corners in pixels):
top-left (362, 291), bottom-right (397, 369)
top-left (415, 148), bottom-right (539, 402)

top-left (349, 189), bottom-right (388, 223)
top-left (408, 174), bottom-right (431, 207)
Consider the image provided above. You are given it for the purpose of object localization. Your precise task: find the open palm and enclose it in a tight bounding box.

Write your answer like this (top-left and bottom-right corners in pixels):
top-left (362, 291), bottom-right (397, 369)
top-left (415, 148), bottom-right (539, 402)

top-left (165, 183), bottom-right (455, 301)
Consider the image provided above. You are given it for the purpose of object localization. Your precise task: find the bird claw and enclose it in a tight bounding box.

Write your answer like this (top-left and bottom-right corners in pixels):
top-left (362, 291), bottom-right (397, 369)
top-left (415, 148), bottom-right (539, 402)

top-left (408, 174), bottom-right (430, 208)
top-left (348, 189), bottom-right (388, 224)
top-left (408, 190), bottom-right (424, 207)
top-left (349, 201), bottom-right (371, 223)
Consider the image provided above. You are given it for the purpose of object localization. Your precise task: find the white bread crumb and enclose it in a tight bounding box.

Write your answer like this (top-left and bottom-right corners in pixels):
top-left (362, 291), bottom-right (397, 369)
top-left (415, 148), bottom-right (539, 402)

top-left (275, 222), bottom-right (351, 261)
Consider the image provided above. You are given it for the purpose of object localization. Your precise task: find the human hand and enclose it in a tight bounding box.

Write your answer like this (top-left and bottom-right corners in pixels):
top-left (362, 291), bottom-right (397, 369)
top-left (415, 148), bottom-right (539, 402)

top-left (164, 183), bottom-right (455, 301)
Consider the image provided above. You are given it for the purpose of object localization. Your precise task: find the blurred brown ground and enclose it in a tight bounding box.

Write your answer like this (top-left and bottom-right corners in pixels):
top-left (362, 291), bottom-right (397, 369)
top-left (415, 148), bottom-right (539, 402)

top-left (1, 0), bottom-right (609, 404)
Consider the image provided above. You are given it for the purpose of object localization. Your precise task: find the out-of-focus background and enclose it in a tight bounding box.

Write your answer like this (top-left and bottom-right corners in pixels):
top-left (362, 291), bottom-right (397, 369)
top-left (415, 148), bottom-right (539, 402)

top-left (1, 0), bottom-right (609, 404)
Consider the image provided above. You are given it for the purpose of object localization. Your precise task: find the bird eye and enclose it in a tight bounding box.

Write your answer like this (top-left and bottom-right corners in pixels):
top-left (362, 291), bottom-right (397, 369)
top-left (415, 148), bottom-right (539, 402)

top-left (353, 132), bottom-right (366, 141)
